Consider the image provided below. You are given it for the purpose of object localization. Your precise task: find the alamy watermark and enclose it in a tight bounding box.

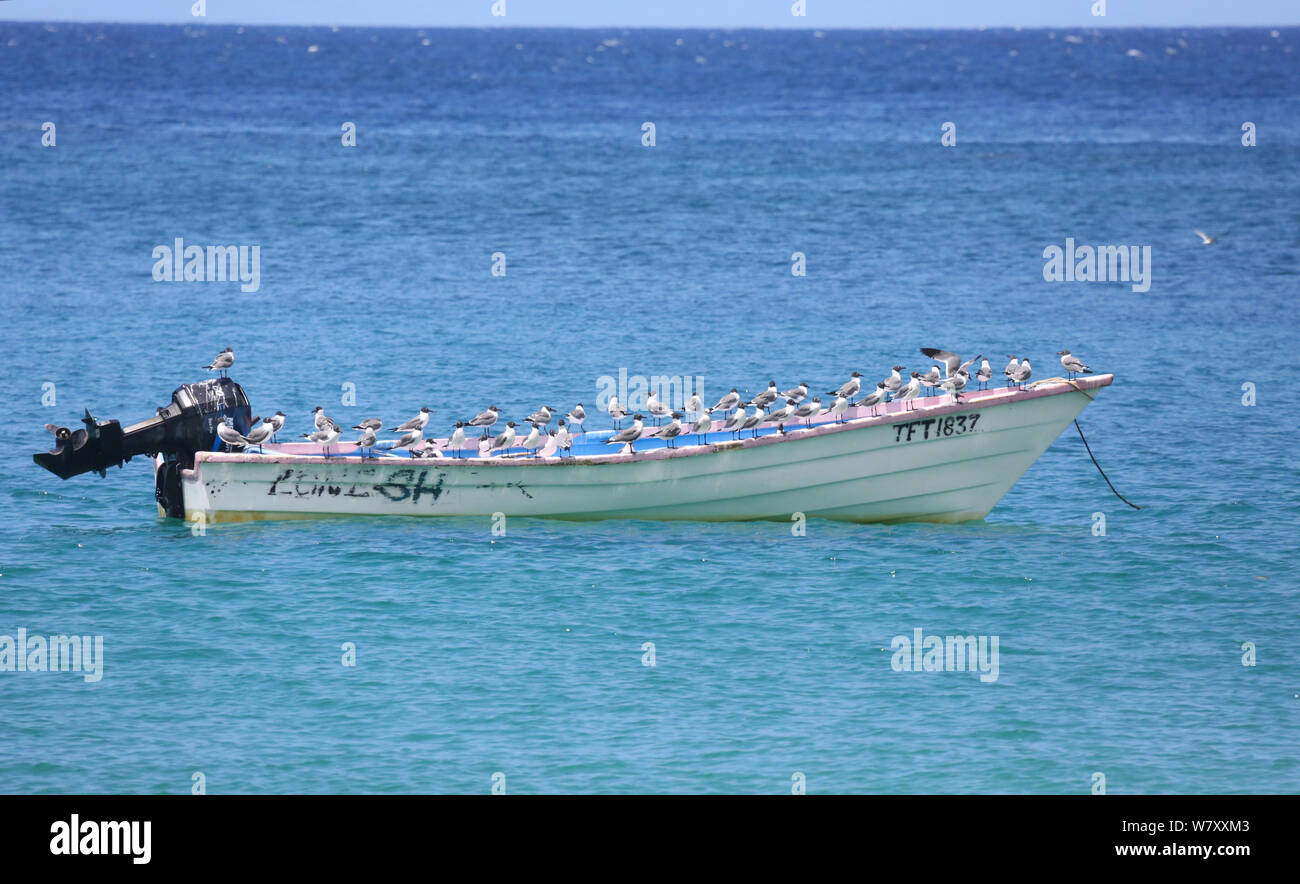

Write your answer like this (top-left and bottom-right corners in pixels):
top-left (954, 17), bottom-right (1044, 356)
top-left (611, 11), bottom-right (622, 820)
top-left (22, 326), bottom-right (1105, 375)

top-left (1042, 238), bottom-right (1151, 293)
top-left (596, 368), bottom-right (704, 412)
top-left (890, 628), bottom-right (999, 683)
top-left (0, 627), bottom-right (104, 682)
top-left (152, 237), bottom-right (261, 292)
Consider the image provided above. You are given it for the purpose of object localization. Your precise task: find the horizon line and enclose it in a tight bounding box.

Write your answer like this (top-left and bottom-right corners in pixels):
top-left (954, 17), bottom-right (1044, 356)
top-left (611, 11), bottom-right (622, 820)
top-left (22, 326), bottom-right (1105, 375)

top-left (2, 19), bottom-right (1298, 30)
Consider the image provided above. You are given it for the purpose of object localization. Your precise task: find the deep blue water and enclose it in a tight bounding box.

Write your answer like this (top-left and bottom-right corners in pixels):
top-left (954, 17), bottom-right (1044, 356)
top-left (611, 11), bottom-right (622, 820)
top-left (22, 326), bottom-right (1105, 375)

top-left (1, 23), bottom-right (1297, 794)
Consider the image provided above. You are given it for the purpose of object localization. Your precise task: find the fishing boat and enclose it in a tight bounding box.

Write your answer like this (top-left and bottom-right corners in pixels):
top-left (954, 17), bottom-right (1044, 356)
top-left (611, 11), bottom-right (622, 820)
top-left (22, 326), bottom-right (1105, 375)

top-left (33, 374), bottom-right (1114, 524)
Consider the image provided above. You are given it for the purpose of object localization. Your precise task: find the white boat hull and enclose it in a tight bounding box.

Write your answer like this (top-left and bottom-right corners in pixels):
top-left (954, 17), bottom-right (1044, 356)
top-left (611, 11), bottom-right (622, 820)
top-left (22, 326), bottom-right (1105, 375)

top-left (169, 376), bottom-right (1111, 524)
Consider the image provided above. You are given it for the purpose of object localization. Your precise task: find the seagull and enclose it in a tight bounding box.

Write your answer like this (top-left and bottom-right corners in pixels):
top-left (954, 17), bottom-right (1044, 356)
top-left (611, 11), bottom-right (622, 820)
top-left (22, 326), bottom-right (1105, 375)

top-left (684, 392), bottom-right (704, 417)
top-left (658, 413), bottom-right (684, 448)
top-left (490, 422), bottom-right (517, 455)
top-left (242, 417), bottom-right (274, 452)
top-left (690, 411), bottom-right (712, 444)
top-left (608, 396), bottom-right (627, 429)
top-left (1057, 350), bottom-right (1092, 378)
top-left (217, 420), bottom-right (248, 451)
top-left (824, 396), bottom-right (848, 424)
top-left (1003, 356), bottom-right (1019, 388)
top-left (828, 372), bottom-right (862, 404)
top-left (882, 366), bottom-right (904, 397)
top-left (976, 360), bottom-right (993, 390)
top-left (920, 364), bottom-right (943, 392)
top-left (858, 382), bottom-right (887, 416)
top-left (646, 391), bottom-right (672, 425)
top-left (723, 407), bottom-right (747, 438)
top-left (554, 420), bottom-right (573, 457)
top-left (354, 426), bottom-right (377, 457)
top-left (940, 370), bottom-right (968, 402)
top-left (739, 407), bottom-right (767, 438)
top-left (312, 406), bottom-right (332, 432)
top-left (606, 415), bottom-right (645, 453)
top-left (389, 407), bottom-right (431, 433)
top-left (779, 382), bottom-right (809, 404)
top-left (920, 348), bottom-right (981, 379)
top-left (300, 423), bottom-right (341, 457)
top-left (894, 372), bottom-right (922, 411)
top-left (566, 404), bottom-right (586, 435)
top-left (792, 397), bottom-right (821, 426)
top-left (352, 417), bottom-right (383, 431)
top-left (521, 423), bottom-right (544, 457)
top-left (748, 381), bottom-right (779, 409)
top-left (446, 422), bottom-right (467, 458)
top-left (268, 411), bottom-right (285, 442)
top-left (393, 427), bottom-right (423, 450)
top-left (467, 406), bottom-right (500, 438)
top-left (1194, 230), bottom-right (1227, 245)
top-left (525, 405), bottom-right (557, 427)
top-left (710, 388), bottom-right (741, 415)
top-left (1012, 358), bottom-right (1033, 389)
top-left (203, 347), bottom-right (234, 376)
top-left (766, 399), bottom-right (798, 432)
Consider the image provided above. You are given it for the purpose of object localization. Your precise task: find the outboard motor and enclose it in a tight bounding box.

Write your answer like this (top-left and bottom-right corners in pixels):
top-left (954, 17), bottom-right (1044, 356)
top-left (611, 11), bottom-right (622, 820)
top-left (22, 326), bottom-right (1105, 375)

top-left (33, 377), bottom-right (254, 518)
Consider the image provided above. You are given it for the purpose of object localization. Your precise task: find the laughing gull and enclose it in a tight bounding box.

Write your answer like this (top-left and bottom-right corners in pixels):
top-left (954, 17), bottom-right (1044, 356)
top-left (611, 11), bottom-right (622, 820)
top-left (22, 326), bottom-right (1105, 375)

top-left (312, 406), bottom-right (333, 432)
top-left (554, 420), bottom-right (573, 457)
top-left (1012, 358), bottom-right (1033, 389)
top-left (608, 396), bottom-right (627, 429)
top-left (204, 347), bottom-right (234, 377)
top-left (921, 348), bottom-right (981, 379)
top-left (748, 381), bottom-right (779, 410)
top-left (301, 423), bottom-right (341, 457)
top-left (606, 415), bottom-right (645, 453)
top-left (658, 413), bottom-right (685, 448)
top-left (566, 404), bottom-right (586, 434)
top-left (389, 407), bottom-right (431, 433)
top-left (940, 371), bottom-right (968, 402)
top-left (520, 423), bottom-right (544, 457)
top-left (976, 360), bottom-right (993, 390)
top-left (217, 419), bottom-right (247, 451)
top-left (355, 426), bottom-right (377, 457)
top-left (352, 417), bottom-right (383, 431)
top-left (646, 391), bottom-right (672, 426)
top-left (690, 411), bottom-right (712, 443)
top-left (722, 407), bottom-right (747, 438)
top-left (894, 372), bottom-right (922, 411)
top-left (490, 422), bottom-right (518, 455)
top-left (525, 405), bottom-right (557, 427)
top-left (824, 395), bottom-right (848, 424)
top-left (393, 427), bottom-right (423, 450)
top-left (684, 392), bottom-right (704, 417)
top-left (828, 372), bottom-right (862, 404)
top-left (882, 366), bottom-right (904, 397)
top-left (858, 382), bottom-right (887, 416)
top-left (779, 382), bottom-right (809, 404)
top-left (446, 422), bottom-right (467, 458)
top-left (738, 407), bottom-right (766, 438)
top-left (792, 396), bottom-right (821, 426)
top-left (1058, 350), bottom-right (1092, 378)
top-left (710, 388), bottom-right (741, 415)
top-left (467, 406), bottom-right (500, 438)
top-left (1003, 357), bottom-right (1019, 388)
top-left (242, 417), bottom-right (274, 452)
top-left (766, 399), bottom-right (798, 431)
top-left (267, 411), bottom-right (286, 442)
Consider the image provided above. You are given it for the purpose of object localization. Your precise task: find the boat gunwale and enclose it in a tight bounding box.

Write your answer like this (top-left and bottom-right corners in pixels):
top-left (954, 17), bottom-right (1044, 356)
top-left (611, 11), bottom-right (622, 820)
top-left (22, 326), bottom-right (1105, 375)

top-left (188, 374), bottom-right (1112, 473)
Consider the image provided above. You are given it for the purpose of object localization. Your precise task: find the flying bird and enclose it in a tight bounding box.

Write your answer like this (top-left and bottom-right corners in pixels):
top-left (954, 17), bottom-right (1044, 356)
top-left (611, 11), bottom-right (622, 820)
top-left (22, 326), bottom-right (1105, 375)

top-left (1194, 230), bottom-right (1227, 245)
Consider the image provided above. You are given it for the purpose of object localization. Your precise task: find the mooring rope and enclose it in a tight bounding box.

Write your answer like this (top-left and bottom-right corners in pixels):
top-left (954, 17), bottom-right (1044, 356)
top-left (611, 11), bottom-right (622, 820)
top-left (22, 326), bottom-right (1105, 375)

top-left (1073, 418), bottom-right (1140, 510)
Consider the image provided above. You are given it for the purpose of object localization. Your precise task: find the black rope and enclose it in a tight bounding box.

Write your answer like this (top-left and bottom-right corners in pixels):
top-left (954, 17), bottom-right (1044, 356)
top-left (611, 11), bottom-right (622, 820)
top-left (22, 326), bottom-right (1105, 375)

top-left (1074, 419), bottom-right (1140, 510)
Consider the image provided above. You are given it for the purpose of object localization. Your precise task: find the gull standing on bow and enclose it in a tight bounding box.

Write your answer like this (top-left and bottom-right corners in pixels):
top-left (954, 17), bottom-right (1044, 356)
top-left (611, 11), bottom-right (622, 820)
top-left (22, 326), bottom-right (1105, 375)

top-left (739, 407), bottom-right (766, 438)
top-left (352, 417), bottom-right (383, 431)
top-left (824, 396), bottom-right (848, 424)
top-left (828, 372), bottom-right (862, 405)
top-left (766, 399), bottom-right (798, 433)
top-left (858, 383), bottom-right (887, 416)
top-left (566, 404), bottom-right (586, 435)
top-left (525, 405), bottom-right (556, 428)
top-left (312, 406), bottom-right (333, 432)
top-left (1057, 350), bottom-right (1092, 378)
top-left (1012, 358), bottom-right (1032, 389)
top-left (645, 391), bottom-right (672, 426)
top-left (389, 407), bottom-right (431, 433)
top-left (467, 406), bottom-right (499, 438)
top-left (242, 417), bottom-right (274, 453)
top-left (554, 420), bottom-right (573, 457)
top-left (267, 411), bottom-right (286, 442)
top-left (792, 397), bottom-right (821, 426)
top-left (1003, 356), bottom-right (1019, 388)
top-left (490, 422), bottom-right (518, 456)
top-left (710, 388), bottom-right (741, 416)
top-left (940, 371), bottom-right (968, 402)
top-left (445, 422), bottom-right (467, 458)
top-left (607, 396), bottom-right (627, 430)
top-left (723, 406), bottom-right (747, 439)
top-left (606, 415), bottom-right (645, 453)
top-left (690, 411), bottom-right (712, 444)
top-left (779, 382), bottom-right (808, 404)
top-left (301, 422), bottom-right (341, 457)
top-left (393, 427), bottom-right (423, 450)
top-left (204, 347), bottom-right (234, 377)
top-left (657, 413), bottom-right (684, 449)
top-left (354, 426), bottom-right (377, 457)
top-left (520, 423), bottom-right (544, 457)
top-left (976, 359), bottom-right (993, 390)
top-left (749, 381), bottom-right (779, 410)
top-left (684, 392), bottom-right (703, 419)
top-left (217, 419), bottom-right (248, 452)
top-left (894, 372), bottom-right (922, 411)
top-left (882, 366), bottom-right (904, 399)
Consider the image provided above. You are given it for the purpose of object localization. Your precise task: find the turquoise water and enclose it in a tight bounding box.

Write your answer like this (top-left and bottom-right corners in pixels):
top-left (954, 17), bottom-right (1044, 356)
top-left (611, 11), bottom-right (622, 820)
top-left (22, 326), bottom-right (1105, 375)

top-left (1, 24), bottom-right (1297, 793)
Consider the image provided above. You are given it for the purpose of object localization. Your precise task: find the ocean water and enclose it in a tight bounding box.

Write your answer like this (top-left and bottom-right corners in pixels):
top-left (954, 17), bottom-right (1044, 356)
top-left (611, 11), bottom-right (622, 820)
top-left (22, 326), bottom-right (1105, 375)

top-left (1, 23), bottom-right (1297, 794)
